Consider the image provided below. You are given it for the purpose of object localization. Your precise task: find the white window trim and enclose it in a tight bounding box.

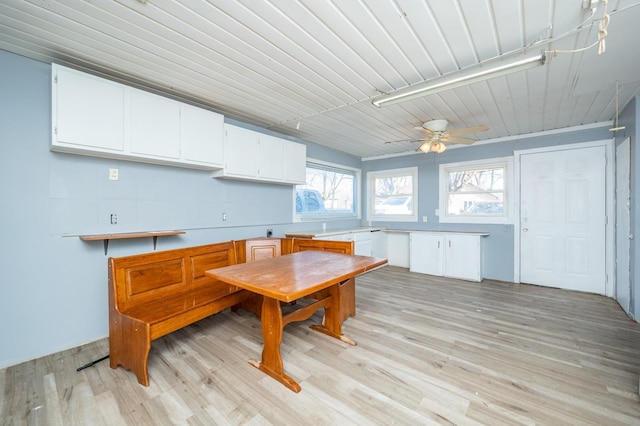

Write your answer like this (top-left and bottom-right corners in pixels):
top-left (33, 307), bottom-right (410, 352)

top-left (293, 158), bottom-right (361, 223)
top-left (368, 167), bottom-right (418, 223)
top-left (438, 156), bottom-right (513, 225)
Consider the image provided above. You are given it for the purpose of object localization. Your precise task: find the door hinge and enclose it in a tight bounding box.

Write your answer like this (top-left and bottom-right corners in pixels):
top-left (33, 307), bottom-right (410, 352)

top-left (54, 75), bottom-right (57, 84)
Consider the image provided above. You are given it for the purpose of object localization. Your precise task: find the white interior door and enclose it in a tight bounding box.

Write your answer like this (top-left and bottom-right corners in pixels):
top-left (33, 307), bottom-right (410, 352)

top-left (615, 137), bottom-right (631, 314)
top-left (520, 145), bottom-right (606, 293)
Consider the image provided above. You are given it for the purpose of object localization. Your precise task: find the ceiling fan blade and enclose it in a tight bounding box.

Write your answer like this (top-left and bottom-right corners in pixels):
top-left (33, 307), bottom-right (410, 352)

top-left (414, 126), bottom-right (434, 135)
top-left (445, 125), bottom-right (488, 136)
top-left (384, 138), bottom-right (428, 144)
top-left (442, 136), bottom-right (476, 144)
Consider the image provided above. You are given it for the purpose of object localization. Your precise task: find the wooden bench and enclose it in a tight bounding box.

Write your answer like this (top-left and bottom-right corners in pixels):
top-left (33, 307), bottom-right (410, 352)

top-left (108, 241), bottom-right (252, 386)
top-left (108, 237), bottom-right (359, 386)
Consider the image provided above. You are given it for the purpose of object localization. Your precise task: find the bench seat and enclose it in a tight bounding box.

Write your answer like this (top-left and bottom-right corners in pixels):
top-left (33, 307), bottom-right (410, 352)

top-left (108, 242), bottom-right (252, 386)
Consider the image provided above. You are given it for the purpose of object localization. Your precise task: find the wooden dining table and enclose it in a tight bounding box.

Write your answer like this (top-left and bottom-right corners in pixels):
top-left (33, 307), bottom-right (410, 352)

top-left (205, 250), bottom-right (387, 392)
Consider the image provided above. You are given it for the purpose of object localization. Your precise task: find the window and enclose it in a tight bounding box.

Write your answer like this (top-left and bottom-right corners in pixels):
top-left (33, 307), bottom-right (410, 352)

top-left (368, 167), bottom-right (418, 222)
top-left (439, 157), bottom-right (513, 224)
top-left (294, 160), bottom-right (360, 221)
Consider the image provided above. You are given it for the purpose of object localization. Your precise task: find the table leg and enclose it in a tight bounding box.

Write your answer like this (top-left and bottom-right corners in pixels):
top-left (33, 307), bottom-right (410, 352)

top-left (248, 296), bottom-right (301, 393)
top-left (309, 283), bottom-right (357, 346)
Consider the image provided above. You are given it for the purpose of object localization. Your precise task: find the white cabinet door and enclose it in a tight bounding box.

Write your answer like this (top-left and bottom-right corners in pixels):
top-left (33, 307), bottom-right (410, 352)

top-left (346, 232), bottom-right (372, 256)
top-left (130, 89), bottom-right (181, 159)
top-left (181, 104), bottom-right (224, 167)
top-left (53, 64), bottom-right (125, 152)
top-left (258, 135), bottom-right (285, 180)
top-left (410, 233), bottom-right (445, 276)
top-left (284, 142), bottom-right (307, 184)
top-left (224, 124), bottom-right (258, 177)
top-left (444, 234), bottom-right (481, 281)
top-left (371, 231), bottom-right (387, 259)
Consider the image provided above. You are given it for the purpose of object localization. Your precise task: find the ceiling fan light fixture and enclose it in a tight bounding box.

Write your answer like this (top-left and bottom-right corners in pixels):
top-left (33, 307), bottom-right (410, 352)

top-left (419, 142), bottom-right (432, 153)
top-left (372, 53), bottom-right (546, 108)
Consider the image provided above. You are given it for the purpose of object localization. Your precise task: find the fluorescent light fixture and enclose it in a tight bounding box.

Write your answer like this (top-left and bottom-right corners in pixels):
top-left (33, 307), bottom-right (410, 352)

top-left (372, 53), bottom-right (546, 108)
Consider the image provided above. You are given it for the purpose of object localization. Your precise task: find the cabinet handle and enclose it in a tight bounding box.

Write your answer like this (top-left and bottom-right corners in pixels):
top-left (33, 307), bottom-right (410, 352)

top-left (437, 241), bottom-right (440, 248)
top-left (448, 240), bottom-right (451, 248)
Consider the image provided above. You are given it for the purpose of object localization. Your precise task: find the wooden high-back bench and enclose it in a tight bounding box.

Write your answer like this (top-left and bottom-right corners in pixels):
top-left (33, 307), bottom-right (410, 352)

top-left (108, 237), bottom-right (360, 386)
top-left (108, 242), bottom-right (251, 386)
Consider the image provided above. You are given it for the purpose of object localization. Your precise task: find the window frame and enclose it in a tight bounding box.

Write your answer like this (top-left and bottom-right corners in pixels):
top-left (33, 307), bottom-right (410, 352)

top-left (368, 167), bottom-right (418, 222)
top-left (438, 156), bottom-right (513, 224)
top-left (293, 159), bottom-right (361, 222)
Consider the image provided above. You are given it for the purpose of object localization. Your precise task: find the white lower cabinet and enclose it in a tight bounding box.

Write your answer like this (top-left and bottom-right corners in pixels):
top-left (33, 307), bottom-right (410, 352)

top-left (410, 232), bottom-right (483, 281)
top-left (318, 231), bottom-right (373, 256)
top-left (409, 233), bottom-right (445, 276)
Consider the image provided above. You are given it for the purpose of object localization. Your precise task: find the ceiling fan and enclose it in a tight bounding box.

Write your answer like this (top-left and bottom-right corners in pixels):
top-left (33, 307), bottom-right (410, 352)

top-left (385, 119), bottom-right (488, 153)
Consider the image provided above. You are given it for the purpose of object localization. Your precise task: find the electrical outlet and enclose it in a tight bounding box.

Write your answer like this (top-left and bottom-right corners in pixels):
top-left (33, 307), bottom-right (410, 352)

top-left (422, 216), bottom-right (428, 222)
top-left (108, 168), bottom-right (119, 181)
top-left (266, 229), bottom-right (273, 238)
top-left (110, 214), bottom-right (118, 225)
top-left (222, 212), bottom-right (227, 221)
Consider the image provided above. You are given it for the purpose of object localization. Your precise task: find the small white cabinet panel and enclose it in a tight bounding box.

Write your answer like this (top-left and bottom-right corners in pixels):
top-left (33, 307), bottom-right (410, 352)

top-left (284, 142), bottom-right (307, 184)
top-left (410, 233), bottom-right (444, 276)
top-left (130, 89), bottom-right (181, 159)
top-left (53, 65), bottom-right (125, 152)
top-left (223, 124), bottom-right (259, 177)
top-left (444, 234), bottom-right (482, 281)
top-left (410, 232), bottom-right (483, 281)
top-left (258, 135), bottom-right (285, 180)
top-left (181, 104), bottom-right (224, 167)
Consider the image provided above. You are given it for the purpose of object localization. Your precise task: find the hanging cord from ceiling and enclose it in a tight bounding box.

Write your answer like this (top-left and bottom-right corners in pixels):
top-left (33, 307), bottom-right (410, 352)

top-left (610, 80), bottom-right (626, 132)
top-left (546, 0), bottom-right (610, 57)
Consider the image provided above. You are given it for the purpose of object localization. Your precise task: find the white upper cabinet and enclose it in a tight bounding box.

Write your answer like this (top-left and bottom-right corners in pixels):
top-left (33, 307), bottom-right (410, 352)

top-left (258, 134), bottom-right (285, 181)
top-left (181, 104), bottom-right (224, 167)
top-left (51, 64), bottom-right (224, 170)
top-left (283, 141), bottom-right (306, 184)
top-left (53, 65), bottom-right (125, 152)
top-left (130, 89), bottom-right (181, 159)
top-left (214, 124), bottom-right (306, 185)
top-left (223, 124), bottom-right (258, 177)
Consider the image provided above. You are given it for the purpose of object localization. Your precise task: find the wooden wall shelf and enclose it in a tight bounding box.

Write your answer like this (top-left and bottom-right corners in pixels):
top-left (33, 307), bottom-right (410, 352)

top-left (79, 231), bottom-right (186, 255)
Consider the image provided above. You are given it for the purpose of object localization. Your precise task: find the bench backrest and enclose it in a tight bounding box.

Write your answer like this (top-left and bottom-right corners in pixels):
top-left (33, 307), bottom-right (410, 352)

top-left (234, 238), bottom-right (282, 263)
top-left (291, 238), bottom-right (354, 255)
top-left (109, 242), bottom-right (238, 313)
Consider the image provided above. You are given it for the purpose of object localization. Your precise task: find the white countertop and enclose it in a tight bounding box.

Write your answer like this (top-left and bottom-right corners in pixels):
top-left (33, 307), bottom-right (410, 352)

top-left (285, 227), bottom-right (489, 238)
top-left (285, 227), bottom-right (383, 238)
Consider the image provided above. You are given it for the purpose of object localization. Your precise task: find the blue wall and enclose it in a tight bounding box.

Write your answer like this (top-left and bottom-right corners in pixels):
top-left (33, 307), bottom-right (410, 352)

top-left (618, 96), bottom-right (638, 319)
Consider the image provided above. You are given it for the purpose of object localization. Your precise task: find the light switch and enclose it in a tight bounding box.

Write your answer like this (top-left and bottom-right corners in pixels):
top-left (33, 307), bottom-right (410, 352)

top-left (109, 168), bottom-right (119, 181)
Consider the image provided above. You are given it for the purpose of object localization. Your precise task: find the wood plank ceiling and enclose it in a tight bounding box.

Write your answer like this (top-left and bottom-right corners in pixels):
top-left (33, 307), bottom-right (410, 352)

top-left (1, 0), bottom-right (639, 158)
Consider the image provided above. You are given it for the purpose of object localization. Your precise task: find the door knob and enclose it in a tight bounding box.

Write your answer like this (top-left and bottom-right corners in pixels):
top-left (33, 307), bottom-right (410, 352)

top-left (522, 228), bottom-right (528, 232)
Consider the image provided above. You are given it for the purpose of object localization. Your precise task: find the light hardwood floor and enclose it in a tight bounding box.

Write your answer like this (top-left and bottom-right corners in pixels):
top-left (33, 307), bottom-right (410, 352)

top-left (2, 266), bottom-right (639, 425)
